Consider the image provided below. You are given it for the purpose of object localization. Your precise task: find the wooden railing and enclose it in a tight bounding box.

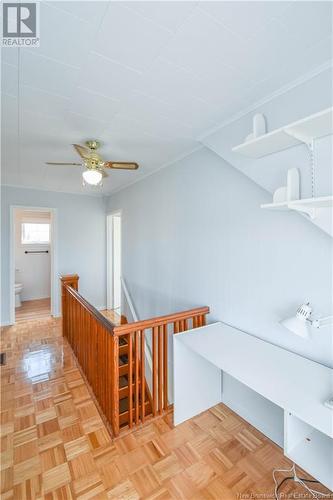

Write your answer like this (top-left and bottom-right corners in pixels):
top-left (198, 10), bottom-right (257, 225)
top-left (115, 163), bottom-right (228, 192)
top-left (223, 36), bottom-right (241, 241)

top-left (113, 307), bottom-right (209, 430)
top-left (61, 274), bottom-right (209, 437)
top-left (61, 275), bottom-right (119, 434)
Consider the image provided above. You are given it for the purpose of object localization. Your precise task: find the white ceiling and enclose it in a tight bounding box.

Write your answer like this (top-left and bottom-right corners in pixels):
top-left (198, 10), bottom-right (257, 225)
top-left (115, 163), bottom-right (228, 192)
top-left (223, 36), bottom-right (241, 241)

top-left (2, 1), bottom-right (332, 196)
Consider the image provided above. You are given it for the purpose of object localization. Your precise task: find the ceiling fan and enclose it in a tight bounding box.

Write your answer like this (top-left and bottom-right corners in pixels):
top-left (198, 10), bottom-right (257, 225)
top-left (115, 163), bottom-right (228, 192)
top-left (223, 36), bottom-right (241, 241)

top-left (46, 140), bottom-right (139, 186)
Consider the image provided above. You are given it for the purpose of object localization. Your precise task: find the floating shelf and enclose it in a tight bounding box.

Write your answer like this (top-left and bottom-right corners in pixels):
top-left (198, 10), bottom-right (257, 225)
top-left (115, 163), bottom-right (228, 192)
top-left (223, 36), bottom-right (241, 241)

top-left (261, 196), bottom-right (333, 237)
top-left (261, 195), bottom-right (333, 213)
top-left (233, 107), bottom-right (333, 159)
top-left (261, 201), bottom-right (289, 211)
top-left (291, 196), bottom-right (333, 209)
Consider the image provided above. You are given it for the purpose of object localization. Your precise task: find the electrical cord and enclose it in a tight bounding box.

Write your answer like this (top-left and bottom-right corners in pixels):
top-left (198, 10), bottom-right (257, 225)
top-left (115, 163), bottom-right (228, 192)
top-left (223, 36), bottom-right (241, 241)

top-left (273, 463), bottom-right (330, 499)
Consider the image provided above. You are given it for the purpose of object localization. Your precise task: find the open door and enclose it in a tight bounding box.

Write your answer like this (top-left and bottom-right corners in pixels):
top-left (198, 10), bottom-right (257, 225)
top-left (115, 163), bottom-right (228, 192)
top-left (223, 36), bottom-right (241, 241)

top-left (107, 211), bottom-right (122, 312)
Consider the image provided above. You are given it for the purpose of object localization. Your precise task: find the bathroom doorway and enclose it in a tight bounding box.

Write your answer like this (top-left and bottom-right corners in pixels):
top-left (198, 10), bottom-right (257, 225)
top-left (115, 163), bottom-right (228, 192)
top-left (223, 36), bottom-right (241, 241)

top-left (10, 207), bottom-right (58, 324)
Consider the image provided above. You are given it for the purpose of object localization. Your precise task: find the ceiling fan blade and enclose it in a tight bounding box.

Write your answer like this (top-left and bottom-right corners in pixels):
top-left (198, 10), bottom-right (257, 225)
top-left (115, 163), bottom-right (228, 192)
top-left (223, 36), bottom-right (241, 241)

top-left (46, 162), bottom-right (82, 166)
top-left (104, 161), bottom-right (139, 170)
top-left (72, 144), bottom-right (90, 159)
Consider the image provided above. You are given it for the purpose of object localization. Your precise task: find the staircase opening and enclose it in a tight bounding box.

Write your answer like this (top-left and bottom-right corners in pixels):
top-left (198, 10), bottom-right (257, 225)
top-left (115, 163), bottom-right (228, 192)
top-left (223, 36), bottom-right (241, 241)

top-left (61, 274), bottom-right (209, 437)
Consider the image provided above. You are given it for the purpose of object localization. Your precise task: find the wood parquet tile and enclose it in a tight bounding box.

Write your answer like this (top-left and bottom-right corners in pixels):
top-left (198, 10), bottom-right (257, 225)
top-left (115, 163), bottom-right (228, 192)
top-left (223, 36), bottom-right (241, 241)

top-left (1, 317), bottom-right (331, 499)
top-left (15, 299), bottom-right (51, 323)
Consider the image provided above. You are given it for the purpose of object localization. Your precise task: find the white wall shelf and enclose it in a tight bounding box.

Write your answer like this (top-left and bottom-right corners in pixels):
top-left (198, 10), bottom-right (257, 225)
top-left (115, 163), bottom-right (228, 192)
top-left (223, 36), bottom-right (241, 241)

top-left (261, 195), bottom-right (333, 213)
top-left (232, 107), bottom-right (333, 158)
top-left (261, 196), bottom-right (333, 236)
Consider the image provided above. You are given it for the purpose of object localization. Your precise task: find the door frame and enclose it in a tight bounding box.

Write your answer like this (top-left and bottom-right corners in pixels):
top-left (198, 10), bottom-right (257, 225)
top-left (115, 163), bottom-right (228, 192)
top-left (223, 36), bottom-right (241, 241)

top-left (9, 205), bottom-right (59, 324)
top-left (106, 210), bottom-right (122, 310)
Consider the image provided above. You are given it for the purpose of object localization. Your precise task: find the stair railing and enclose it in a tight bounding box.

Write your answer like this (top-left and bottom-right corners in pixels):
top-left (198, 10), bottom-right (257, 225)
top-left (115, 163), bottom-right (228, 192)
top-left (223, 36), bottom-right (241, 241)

top-left (113, 307), bottom-right (209, 430)
top-left (61, 274), bottom-right (209, 437)
top-left (61, 274), bottom-right (120, 435)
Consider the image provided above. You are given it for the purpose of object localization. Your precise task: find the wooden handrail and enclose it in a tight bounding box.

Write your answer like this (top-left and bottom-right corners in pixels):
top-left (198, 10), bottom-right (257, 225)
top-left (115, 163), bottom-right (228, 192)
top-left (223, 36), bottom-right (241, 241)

top-left (60, 274), bottom-right (210, 438)
top-left (113, 306), bottom-right (210, 336)
top-left (65, 285), bottom-right (116, 334)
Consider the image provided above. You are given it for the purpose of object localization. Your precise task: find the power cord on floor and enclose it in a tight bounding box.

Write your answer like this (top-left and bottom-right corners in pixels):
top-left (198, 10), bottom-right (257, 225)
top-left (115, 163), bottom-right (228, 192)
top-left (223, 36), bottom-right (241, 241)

top-left (273, 463), bottom-right (331, 499)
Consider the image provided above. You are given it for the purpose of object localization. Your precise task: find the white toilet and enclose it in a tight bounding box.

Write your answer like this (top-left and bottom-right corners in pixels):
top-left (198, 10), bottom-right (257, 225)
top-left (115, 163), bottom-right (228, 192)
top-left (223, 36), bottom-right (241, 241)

top-left (15, 283), bottom-right (23, 308)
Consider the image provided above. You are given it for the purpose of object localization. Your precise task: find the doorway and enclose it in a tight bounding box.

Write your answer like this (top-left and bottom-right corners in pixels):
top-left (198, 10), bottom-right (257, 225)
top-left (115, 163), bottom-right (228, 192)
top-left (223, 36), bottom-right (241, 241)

top-left (107, 211), bottom-right (122, 313)
top-left (10, 206), bottom-right (58, 324)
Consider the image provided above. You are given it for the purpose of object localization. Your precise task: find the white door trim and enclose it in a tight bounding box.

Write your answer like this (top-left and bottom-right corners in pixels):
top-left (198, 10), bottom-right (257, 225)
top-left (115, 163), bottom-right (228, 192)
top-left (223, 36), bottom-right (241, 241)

top-left (9, 205), bottom-right (59, 324)
top-left (106, 210), bottom-right (122, 310)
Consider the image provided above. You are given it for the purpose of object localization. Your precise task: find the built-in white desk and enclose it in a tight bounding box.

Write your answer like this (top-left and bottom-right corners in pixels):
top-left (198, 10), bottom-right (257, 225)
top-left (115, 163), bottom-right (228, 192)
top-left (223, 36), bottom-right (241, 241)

top-left (173, 322), bottom-right (333, 490)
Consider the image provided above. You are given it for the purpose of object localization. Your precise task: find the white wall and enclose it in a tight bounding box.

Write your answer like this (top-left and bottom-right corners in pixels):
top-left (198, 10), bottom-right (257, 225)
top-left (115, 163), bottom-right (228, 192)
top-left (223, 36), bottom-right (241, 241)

top-left (1, 186), bottom-right (107, 324)
top-left (107, 145), bottom-right (332, 367)
top-left (15, 210), bottom-right (51, 301)
top-left (106, 69), bottom-right (333, 443)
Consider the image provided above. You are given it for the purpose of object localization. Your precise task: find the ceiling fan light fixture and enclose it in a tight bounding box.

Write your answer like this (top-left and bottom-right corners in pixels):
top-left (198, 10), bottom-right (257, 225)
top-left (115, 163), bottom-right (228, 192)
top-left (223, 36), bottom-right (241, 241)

top-left (82, 169), bottom-right (102, 186)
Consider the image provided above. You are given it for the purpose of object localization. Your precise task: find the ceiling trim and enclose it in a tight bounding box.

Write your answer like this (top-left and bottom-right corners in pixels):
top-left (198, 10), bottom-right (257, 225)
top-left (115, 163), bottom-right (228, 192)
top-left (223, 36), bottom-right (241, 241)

top-left (199, 59), bottom-right (333, 140)
top-left (1, 183), bottom-right (103, 198)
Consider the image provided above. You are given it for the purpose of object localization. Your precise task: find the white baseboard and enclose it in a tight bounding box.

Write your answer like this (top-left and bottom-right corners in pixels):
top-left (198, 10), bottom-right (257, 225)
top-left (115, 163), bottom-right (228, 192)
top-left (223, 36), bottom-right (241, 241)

top-left (22, 295), bottom-right (51, 301)
top-left (1, 320), bottom-right (13, 327)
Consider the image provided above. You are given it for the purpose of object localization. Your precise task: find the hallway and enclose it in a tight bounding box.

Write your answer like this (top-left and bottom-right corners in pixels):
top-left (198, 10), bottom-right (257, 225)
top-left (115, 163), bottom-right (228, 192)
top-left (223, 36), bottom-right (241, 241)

top-left (0, 318), bottom-right (327, 499)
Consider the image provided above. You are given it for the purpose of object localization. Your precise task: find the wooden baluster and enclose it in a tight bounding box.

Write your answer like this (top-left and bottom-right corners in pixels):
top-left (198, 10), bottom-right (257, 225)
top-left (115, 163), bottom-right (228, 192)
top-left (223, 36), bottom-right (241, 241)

top-left (128, 332), bottom-right (133, 428)
top-left (158, 325), bottom-right (163, 415)
top-left (101, 326), bottom-right (105, 413)
top-left (112, 336), bottom-right (119, 437)
top-left (104, 329), bottom-right (108, 415)
top-left (104, 328), bottom-right (108, 414)
top-left (98, 325), bottom-right (101, 409)
top-left (67, 291), bottom-right (70, 343)
top-left (141, 330), bottom-right (145, 423)
top-left (152, 327), bottom-right (158, 416)
top-left (65, 287), bottom-right (69, 339)
top-left (184, 318), bottom-right (188, 331)
top-left (79, 304), bottom-right (83, 363)
top-left (72, 299), bottom-right (76, 353)
top-left (95, 323), bottom-right (100, 401)
top-left (82, 306), bottom-right (85, 366)
top-left (75, 300), bottom-right (78, 351)
top-left (107, 331), bottom-right (112, 422)
top-left (174, 321), bottom-right (179, 334)
top-left (85, 313), bottom-right (89, 383)
top-left (75, 302), bottom-right (79, 357)
top-left (69, 290), bottom-right (72, 339)
top-left (192, 316), bottom-right (197, 329)
top-left (201, 314), bottom-right (206, 326)
top-left (89, 316), bottom-right (93, 386)
top-left (163, 324), bottom-right (168, 410)
top-left (135, 331), bottom-right (139, 424)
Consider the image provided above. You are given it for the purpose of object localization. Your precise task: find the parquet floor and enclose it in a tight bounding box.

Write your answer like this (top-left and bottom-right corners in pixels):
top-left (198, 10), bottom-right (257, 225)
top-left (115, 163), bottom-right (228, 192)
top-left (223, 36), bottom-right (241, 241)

top-left (15, 298), bottom-right (51, 323)
top-left (1, 318), bottom-right (330, 499)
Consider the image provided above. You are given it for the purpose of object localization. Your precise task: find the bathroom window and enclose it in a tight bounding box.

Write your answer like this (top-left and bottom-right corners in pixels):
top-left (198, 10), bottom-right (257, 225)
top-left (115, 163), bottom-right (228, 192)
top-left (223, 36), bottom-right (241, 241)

top-left (21, 223), bottom-right (50, 245)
